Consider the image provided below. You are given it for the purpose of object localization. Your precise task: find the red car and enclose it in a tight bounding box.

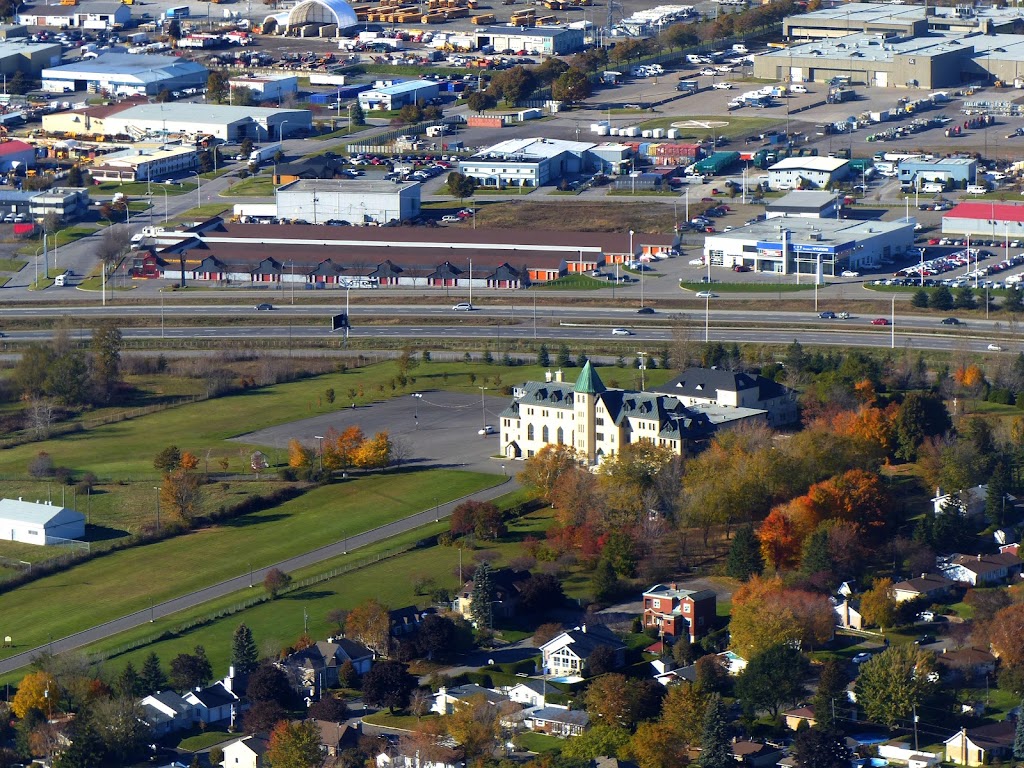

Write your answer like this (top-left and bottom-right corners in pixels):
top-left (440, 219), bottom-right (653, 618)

top-left (928, 238), bottom-right (941, 245)
top-left (733, 265), bottom-right (750, 272)
top-left (871, 318), bottom-right (891, 325)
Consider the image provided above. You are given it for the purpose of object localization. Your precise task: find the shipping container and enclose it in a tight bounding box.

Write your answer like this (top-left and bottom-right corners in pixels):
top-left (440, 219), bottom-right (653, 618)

top-left (692, 151), bottom-right (739, 175)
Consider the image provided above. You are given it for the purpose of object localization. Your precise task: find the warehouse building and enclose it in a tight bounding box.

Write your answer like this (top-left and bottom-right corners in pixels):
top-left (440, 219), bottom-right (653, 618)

top-left (0, 186), bottom-right (89, 222)
top-left (262, 0), bottom-right (358, 35)
top-left (0, 498), bottom-right (85, 546)
top-left (460, 137), bottom-right (597, 188)
top-left (782, 2), bottom-right (1024, 40)
top-left (765, 191), bottom-right (841, 220)
top-left (898, 157), bottom-right (976, 187)
top-left (942, 201), bottom-right (1024, 240)
top-left (0, 140), bottom-right (36, 173)
top-left (0, 40), bottom-right (61, 79)
top-left (752, 32), bottom-right (967, 88)
top-left (41, 97), bottom-right (147, 137)
top-left (703, 217), bottom-right (915, 277)
top-left (102, 104), bottom-right (312, 142)
top-left (474, 26), bottom-right (585, 56)
top-left (41, 53), bottom-right (208, 97)
top-left (90, 144), bottom-right (199, 182)
top-left (768, 156), bottom-right (850, 191)
top-left (358, 79), bottom-right (440, 111)
top-left (275, 179), bottom-right (420, 224)
top-left (17, 2), bottom-right (131, 29)
top-left (150, 219), bottom-right (676, 286)
top-left (228, 74), bottom-right (299, 103)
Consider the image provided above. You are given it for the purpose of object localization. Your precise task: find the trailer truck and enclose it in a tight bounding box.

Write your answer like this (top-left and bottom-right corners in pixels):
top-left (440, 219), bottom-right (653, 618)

top-left (249, 142), bottom-right (282, 165)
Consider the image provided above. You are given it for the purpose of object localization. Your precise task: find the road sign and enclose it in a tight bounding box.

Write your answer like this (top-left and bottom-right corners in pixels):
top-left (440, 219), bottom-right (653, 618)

top-left (331, 313), bottom-right (350, 331)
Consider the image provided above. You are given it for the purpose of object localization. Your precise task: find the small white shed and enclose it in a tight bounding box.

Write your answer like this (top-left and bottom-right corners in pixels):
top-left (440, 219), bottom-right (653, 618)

top-left (0, 498), bottom-right (86, 545)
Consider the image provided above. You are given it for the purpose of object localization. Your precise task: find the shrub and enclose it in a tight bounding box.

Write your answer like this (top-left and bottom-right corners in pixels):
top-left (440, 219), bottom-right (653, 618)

top-left (28, 451), bottom-right (55, 478)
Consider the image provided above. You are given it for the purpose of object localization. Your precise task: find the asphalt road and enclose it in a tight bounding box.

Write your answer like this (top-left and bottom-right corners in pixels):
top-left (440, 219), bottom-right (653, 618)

top-left (0, 475), bottom-right (514, 676)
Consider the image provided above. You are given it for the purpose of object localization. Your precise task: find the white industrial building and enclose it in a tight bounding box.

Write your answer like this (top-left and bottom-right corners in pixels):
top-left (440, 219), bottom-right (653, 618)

top-left (459, 137), bottom-right (596, 188)
top-left (473, 26), bottom-right (585, 55)
top-left (228, 74), bottom-right (299, 102)
top-left (358, 79), bottom-right (440, 111)
top-left (0, 40), bottom-right (61, 79)
top-left (0, 498), bottom-right (86, 545)
top-left (90, 144), bottom-right (199, 182)
top-left (262, 0), bottom-right (358, 35)
top-left (703, 217), bottom-right (915, 277)
top-left (767, 156), bottom-right (851, 191)
top-left (102, 104), bottom-right (312, 142)
top-left (275, 179), bottom-right (421, 224)
top-left (41, 53), bottom-right (208, 96)
top-left (17, 2), bottom-right (132, 29)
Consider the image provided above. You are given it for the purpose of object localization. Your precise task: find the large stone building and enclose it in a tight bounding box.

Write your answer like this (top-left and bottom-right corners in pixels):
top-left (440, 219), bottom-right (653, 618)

top-left (498, 363), bottom-right (765, 464)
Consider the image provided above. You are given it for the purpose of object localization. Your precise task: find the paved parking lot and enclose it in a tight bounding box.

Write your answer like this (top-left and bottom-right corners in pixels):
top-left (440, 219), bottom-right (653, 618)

top-left (234, 390), bottom-right (512, 473)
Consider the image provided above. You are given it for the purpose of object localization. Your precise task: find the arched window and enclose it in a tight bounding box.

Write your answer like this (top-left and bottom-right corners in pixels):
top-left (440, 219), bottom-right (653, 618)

top-left (557, 427), bottom-right (564, 445)
top-left (542, 426), bottom-right (550, 442)
top-left (527, 424), bottom-right (534, 440)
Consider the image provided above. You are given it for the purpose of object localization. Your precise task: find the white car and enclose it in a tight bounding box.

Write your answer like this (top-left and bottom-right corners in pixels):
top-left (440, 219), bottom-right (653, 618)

top-left (688, 258), bottom-right (705, 266)
top-left (988, 343), bottom-right (1004, 351)
top-left (440, 215), bottom-right (461, 223)
top-left (611, 327), bottom-right (633, 336)
top-left (922, 182), bottom-right (944, 193)
top-left (852, 652), bottom-right (872, 664)
top-left (695, 291), bottom-right (718, 298)
top-left (841, 270), bottom-right (861, 277)
top-left (478, 425), bottom-right (496, 435)
top-left (713, 82), bottom-right (733, 90)
top-left (452, 302), bottom-right (474, 311)
top-left (700, 68), bottom-right (716, 76)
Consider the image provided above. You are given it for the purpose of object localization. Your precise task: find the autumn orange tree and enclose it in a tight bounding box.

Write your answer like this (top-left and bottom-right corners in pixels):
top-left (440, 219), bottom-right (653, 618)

top-left (12, 670), bottom-right (56, 718)
top-left (729, 575), bottom-right (834, 658)
top-left (353, 431), bottom-right (393, 469)
top-left (805, 468), bottom-right (890, 533)
top-left (287, 438), bottom-right (314, 469)
top-left (518, 444), bottom-right (580, 502)
top-left (345, 598), bottom-right (392, 656)
top-left (988, 603), bottom-right (1024, 668)
top-left (161, 468), bottom-right (202, 526)
top-left (757, 507), bottom-right (802, 572)
top-left (265, 719), bottom-right (321, 768)
top-left (334, 425), bottom-right (366, 469)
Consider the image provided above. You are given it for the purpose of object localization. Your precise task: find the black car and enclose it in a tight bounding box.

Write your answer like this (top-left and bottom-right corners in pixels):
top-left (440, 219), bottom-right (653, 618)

top-left (941, 317), bottom-right (962, 325)
top-left (255, 303), bottom-right (274, 311)
top-left (819, 311), bottom-right (837, 319)
top-left (637, 307), bottom-right (656, 314)
top-left (915, 635), bottom-right (936, 645)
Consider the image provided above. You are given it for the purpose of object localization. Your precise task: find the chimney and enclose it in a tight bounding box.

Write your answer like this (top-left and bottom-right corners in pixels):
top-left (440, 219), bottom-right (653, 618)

top-left (670, 582), bottom-right (677, 590)
top-left (555, 369), bottom-right (563, 382)
top-left (545, 369), bottom-right (553, 382)
top-left (580, 624), bottom-right (587, 633)
top-left (977, 554), bottom-right (982, 561)
top-left (224, 665), bottom-right (234, 693)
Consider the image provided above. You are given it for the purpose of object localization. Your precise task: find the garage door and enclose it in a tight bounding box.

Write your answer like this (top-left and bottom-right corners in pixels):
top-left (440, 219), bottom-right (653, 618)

top-left (874, 71), bottom-right (888, 88)
top-left (790, 67), bottom-right (804, 83)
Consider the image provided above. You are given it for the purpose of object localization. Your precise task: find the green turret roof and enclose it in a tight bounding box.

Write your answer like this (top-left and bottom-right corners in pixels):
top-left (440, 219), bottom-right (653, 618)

top-left (574, 360), bottom-right (606, 395)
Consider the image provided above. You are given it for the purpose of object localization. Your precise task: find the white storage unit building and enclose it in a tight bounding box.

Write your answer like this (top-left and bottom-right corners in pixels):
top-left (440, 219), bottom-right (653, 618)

top-left (767, 157), bottom-right (851, 191)
top-left (703, 217), bottom-right (915, 277)
top-left (228, 74), bottom-right (299, 102)
top-left (474, 25), bottom-right (585, 55)
top-left (275, 179), bottom-right (421, 224)
top-left (0, 498), bottom-right (86, 545)
top-left (41, 53), bottom-right (208, 97)
top-left (102, 104), bottom-right (312, 142)
top-left (358, 79), bottom-right (440, 111)
top-left (459, 137), bottom-right (596, 188)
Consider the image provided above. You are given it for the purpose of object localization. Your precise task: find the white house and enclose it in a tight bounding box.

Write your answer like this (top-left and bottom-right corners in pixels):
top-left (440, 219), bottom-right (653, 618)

top-left (523, 705), bottom-right (589, 737)
top-left (767, 156), bottom-right (850, 191)
top-left (139, 691), bottom-right (194, 735)
top-left (376, 746), bottom-right (464, 768)
top-left (183, 681), bottom-right (238, 726)
top-left (0, 498), bottom-right (85, 545)
top-left (222, 735), bottom-right (270, 768)
top-left (431, 684), bottom-right (511, 715)
top-left (941, 552), bottom-right (1022, 586)
top-left (501, 680), bottom-right (548, 708)
top-left (538, 624), bottom-right (626, 678)
top-left (932, 485), bottom-right (989, 518)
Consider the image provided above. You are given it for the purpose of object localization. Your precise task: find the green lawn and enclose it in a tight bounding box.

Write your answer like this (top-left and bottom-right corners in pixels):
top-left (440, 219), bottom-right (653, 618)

top-left (225, 174), bottom-right (276, 197)
top-left (678, 280), bottom-right (820, 293)
top-left (0, 258), bottom-right (26, 271)
top-left (176, 731), bottom-right (232, 751)
top-left (532, 275), bottom-right (614, 291)
top-left (514, 732), bottom-right (564, 754)
top-left (637, 114), bottom-right (782, 140)
top-left (363, 711), bottom-right (442, 730)
top-left (168, 202), bottom-right (233, 226)
top-left (0, 469), bottom-right (498, 663)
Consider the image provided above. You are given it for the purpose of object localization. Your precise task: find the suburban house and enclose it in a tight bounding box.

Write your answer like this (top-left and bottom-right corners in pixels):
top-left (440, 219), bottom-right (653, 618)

top-left (389, 605), bottom-right (437, 637)
top-left (0, 498), bottom-right (86, 546)
top-left (221, 735), bottom-right (270, 768)
top-left (945, 722), bottom-right (1016, 766)
top-left (651, 367), bottom-right (799, 428)
top-left (832, 597), bottom-right (865, 630)
top-left (311, 720), bottom-right (352, 757)
top-left (523, 705), bottom-right (590, 737)
top-left (376, 742), bottom-right (464, 768)
top-left (892, 573), bottom-right (957, 603)
top-left (651, 658), bottom-right (698, 687)
top-left (719, 650), bottom-right (748, 676)
top-left (642, 582), bottom-right (717, 642)
top-left (941, 552), bottom-right (1022, 586)
top-left (501, 679), bottom-right (549, 708)
top-left (139, 691), bottom-right (193, 735)
top-left (431, 684), bottom-right (512, 715)
top-left (732, 740), bottom-right (783, 767)
top-left (936, 647), bottom-right (998, 680)
top-left (183, 681), bottom-right (239, 726)
top-left (932, 485), bottom-right (989, 518)
top-left (539, 624), bottom-right (627, 678)
top-left (782, 707), bottom-right (817, 731)
top-left (278, 638), bottom-right (374, 698)
top-left (454, 568), bottom-right (531, 622)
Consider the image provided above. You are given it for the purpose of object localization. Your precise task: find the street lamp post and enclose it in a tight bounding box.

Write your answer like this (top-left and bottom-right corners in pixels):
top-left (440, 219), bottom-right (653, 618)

top-left (478, 386), bottom-right (488, 431)
top-left (190, 171), bottom-right (202, 208)
top-left (314, 435), bottom-right (324, 473)
top-left (891, 293), bottom-right (896, 349)
top-left (279, 119), bottom-right (290, 143)
top-left (411, 392), bottom-right (422, 427)
top-left (153, 486), bottom-right (161, 532)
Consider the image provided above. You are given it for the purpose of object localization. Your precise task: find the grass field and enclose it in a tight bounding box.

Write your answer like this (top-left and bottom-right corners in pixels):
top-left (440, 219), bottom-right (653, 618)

top-left (637, 114), bottom-right (782, 139)
top-left (474, 200), bottom-right (678, 233)
top-left (514, 732), bottom-right (564, 754)
top-left (176, 731), bottom-right (232, 751)
top-left (533, 275), bottom-right (614, 290)
top-left (0, 469), bottom-right (498, 663)
top-left (678, 281), bottom-right (819, 293)
top-left (225, 174), bottom-right (276, 197)
top-left (0, 258), bottom-right (26, 272)
top-left (17, 224), bottom-right (100, 256)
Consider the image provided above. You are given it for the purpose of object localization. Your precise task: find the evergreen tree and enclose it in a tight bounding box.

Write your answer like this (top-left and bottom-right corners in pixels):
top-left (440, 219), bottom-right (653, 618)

top-left (800, 527), bottom-right (833, 577)
top-left (986, 459), bottom-right (1012, 527)
top-left (537, 344), bottom-right (550, 368)
top-left (911, 289), bottom-right (930, 308)
top-left (115, 662), bottom-right (144, 699)
top-left (140, 652), bottom-right (166, 694)
top-left (953, 286), bottom-right (977, 310)
top-left (231, 623), bottom-right (259, 677)
top-left (351, 101), bottom-right (366, 126)
top-left (67, 164), bottom-right (84, 187)
top-left (726, 525), bottom-right (763, 581)
top-left (556, 344), bottom-right (573, 369)
top-left (576, 353), bottom-right (588, 368)
top-left (1004, 287), bottom-right (1024, 313)
top-left (928, 285), bottom-right (954, 311)
top-left (811, 660), bottom-right (846, 732)
top-left (483, 348), bottom-right (494, 364)
top-left (1014, 699), bottom-right (1024, 760)
top-left (469, 560), bottom-right (495, 629)
top-left (699, 696), bottom-right (733, 768)
top-left (591, 557), bottom-right (619, 603)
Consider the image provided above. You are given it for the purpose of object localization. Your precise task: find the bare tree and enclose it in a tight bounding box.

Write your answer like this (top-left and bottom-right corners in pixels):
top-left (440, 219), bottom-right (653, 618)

top-left (390, 435), bottom-right (412, 467)
top-left (26, 398), bottom-right (56, 440)
top-left (96, 224), bottom-right (131, 266)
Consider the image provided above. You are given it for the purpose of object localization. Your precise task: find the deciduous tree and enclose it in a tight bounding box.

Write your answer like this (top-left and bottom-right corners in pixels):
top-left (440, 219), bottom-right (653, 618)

top-left (353, 431), bottom-right (393, 469)
top-left (263, 568), bottom-right (292, 599)
top-left (989, 602), bottom-right (1024, 668)
top-left (447, 692), bottom-right (508, 758)
top-left (734, 644), bottom-right (808, 717)
top-left (247, 663), bottom-right (293, 706)
top-left (561, 724), bottom-right (631, 760)
top-left (859, 578), bottom-right (897, 630)
top-left (792, 728), bottom-right (851, 768)
top-left (265, 720), bottom-right (322, 768)
top-left (345, 598), bottom-right (392, 655)
top-left (12, 671), bottom-right (56, 718)
top-left (518, 444), bottom-right (580, 501)
top-left (361, 660), bottom-right (416, 713)
top-left (288, 438), bottom-right (314, 469)
top-left (729, 575), bottom-right (834, 658)
top-left (853, 644), bottom-right (937, 727)
top-left (758, 507), bottom-right (802, 571)
top-left (161, 468), bottom-right (202, 525)
top-left (168, 646), bottom-right (212, 692)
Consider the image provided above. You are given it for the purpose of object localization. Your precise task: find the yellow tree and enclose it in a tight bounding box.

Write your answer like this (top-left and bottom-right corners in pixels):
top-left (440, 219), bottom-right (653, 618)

top-left (335, 426), bottom-right (366, 469)
top-left (353, 431), bottom-right (393, 469)
top-left (161, 468), bottom-right (203, 525)
top-left (345, 598), bottom-right (391, 655)
top-left (517, 444), bottom-right (580, 501)
top-left (179, 451), bottom-right (200, 472)
top-left (12, 670), bottom-right (56, 718)
top-left (288, 438), bottom-right (314, 469)
top-left (860, 578), bottom-right (897, 630)
top-left (626, 721), bottom-right (688, 768)
top-left (446, 693), bottom-right (506, 759)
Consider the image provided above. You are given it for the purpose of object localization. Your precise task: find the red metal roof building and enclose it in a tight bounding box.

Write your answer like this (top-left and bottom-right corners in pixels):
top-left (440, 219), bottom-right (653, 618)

top-left (942, 201), bottom-right (1024, 239)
